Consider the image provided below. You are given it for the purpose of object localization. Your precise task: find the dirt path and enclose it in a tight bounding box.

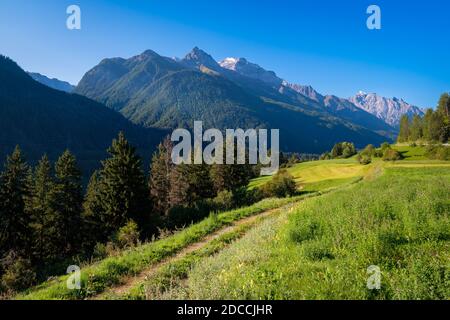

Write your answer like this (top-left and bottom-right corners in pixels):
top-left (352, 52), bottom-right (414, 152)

top-left (93, 206), bottom-right (291, 300)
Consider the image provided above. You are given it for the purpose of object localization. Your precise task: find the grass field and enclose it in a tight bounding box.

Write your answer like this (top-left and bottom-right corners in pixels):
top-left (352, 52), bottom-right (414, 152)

top-left (392, 145), bottom-right (428, 160)
top-left (15, 154), bottom-right (450, 300)
top-left (250, 159), bottom-right (368, 192)
top-left (156, 165), bottom-right (450, 300)
top-left (17, 195), bottom-right (307, 300)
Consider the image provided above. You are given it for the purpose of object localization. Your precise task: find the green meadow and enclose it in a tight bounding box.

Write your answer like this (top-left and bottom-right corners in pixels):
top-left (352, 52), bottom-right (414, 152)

top-left (15, 145), bottom-right (450, 300)
top-left (157, 165), bottom-right (449, 300)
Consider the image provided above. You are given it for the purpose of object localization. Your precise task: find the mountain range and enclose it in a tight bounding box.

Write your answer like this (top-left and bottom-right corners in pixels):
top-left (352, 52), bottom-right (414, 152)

top-left (349, 91), bottom-right (424, 126)
top-left (0, 55), bottom-right (165, 176)
top-left (1, 47), bottom-right (425, 171)
top-left (74, 47), bottom-right (404, 153)
top-left (28, 72), bottom-right (75, 93)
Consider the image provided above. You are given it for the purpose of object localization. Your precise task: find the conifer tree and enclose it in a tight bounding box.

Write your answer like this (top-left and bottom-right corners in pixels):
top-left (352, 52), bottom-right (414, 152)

top-left (409, 114), bottom-right (423, 141)
top-left (28, 155), bottom-right (59, 261)
top-left (210, 143), bottom-right (254, 194)
top-left (149, 137), bottom-right (173, 215)
top-left (81, 171), bottom-right (107, 247)
top-left (422, 109), bottom-right (434, 141)
top-left (53, 150), bottom-right (83, 255)
top-left (0, 146), bottom-right (32, 257)
top-left (170, 161), bottom-right (215, 207)
top-left (398, 115), bottom-right (411, 142)
top-left (99, 133), bottom-right (149, 236)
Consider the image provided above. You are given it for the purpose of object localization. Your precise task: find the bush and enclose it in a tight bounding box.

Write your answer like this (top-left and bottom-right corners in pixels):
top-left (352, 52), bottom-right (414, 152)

top-left (356, 153), bottom-right (372, 165)
top-left (213, 190), bottom-right (235, 212)
top-left (426, 145), bottom-right (450, 160)
top-left (382, 148), bottom-right (402, 161)
top-left (261, 170), bottom-right (297, 198)
top-left (0, 251), bottom-right (36, 292)
top-left (115, 220), bottom-right (140, 249)
top-left (165, 200), bottom-right (212, 229)
top-left (361, 144), bottom-right (376, 157)
top-left (380, 142), bottom-right (391, 151)
top-left (319, 152), bottom-right (332, 160)
top-left (330, 142), bottom-right (357, 159)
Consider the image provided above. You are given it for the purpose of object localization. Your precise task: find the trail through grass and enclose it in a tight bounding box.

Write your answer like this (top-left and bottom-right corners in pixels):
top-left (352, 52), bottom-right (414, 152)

top-left (161, 165), bottom-right (449, 300)
top-left (17, 195), bottom-right (311, 300)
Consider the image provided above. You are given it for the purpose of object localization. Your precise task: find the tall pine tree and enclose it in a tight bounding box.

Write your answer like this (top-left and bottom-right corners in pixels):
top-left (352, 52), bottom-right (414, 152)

top-left (98, 133), bottom-right (149, 236)
top-left (149, 137), bottom-right (173, 215)
top-left (398, 115), bottom-right (411, 142)
top-left (0, 146), bottom-right (32, 258)
top-left (53, 150), bottom-right (83, 255)
top-left (81, 171), bottom-right (107, 247)
top-left (409, 115), bottom-right (423, 141)
top-left (27, 155), bottom-right (59, 261)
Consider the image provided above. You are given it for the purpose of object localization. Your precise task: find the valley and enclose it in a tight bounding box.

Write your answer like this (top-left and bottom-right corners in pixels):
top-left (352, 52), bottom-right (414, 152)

top-left (14, 146), bottom-right (449, 300)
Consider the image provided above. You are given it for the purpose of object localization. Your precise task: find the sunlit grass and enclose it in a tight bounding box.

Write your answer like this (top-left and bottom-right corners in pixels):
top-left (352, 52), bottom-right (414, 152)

top-left (171, 166), bottom-right (450, 300)
top-left (249, 159), bottom-right (367, 191)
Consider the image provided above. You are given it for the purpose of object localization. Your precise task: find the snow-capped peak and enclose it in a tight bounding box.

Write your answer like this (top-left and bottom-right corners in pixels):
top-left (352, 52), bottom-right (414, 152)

top-left (349, 92), bottom-right (424, 127)
top-left (219, 57), bottom-right (282, 87)
top-left (219, 57), bottom-right (240, 70)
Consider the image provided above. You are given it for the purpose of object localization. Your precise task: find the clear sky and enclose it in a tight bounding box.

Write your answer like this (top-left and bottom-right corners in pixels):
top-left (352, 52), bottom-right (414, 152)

top-left (0, 0), bottom-right (449, 108)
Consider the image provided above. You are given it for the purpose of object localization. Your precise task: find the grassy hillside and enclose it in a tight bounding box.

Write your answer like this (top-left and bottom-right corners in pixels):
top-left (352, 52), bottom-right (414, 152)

top-left (155, 164), bottom-right (450, 300)
top-left (14, 157), bottom-right (449, 300)
top-left (250, 159), bottom-right (369, 192)
top-left (392, 145), bottom-right (428, 160)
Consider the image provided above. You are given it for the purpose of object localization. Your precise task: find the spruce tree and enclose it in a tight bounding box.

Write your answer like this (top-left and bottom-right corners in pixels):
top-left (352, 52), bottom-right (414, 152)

top-left (210, 143), bottom-right (254, 194)
top-left (170, 161), bottom-right (214, 207)
top-left (28, 155), bottom-right (59, 261)
top-left (398, 115), bottom-right (411, 142)
top-left (422, 109), bottom-right (434, 141)
top-left (409, 115), bottom-right (423, 141)
top-left (437, 93), bottom-right (450, 118)
top-left (0, 146), bottom-right (32, 257)
top-left (99, 133), bottom-right (149, 236)
top-left (53, 150), bottom-right (83, 255)
top-left (82, 171), bottom-right (106, 247)
top-left (149, 137), bottom-right (173, 215)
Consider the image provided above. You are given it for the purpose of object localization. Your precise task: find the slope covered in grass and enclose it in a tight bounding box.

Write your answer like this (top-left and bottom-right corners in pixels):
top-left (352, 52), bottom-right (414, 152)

top-left (169, 166), bottom-right (449, 300)
top-left (249, 159), bottom-right (368, 192)
top-left (17, 196), bottom-right (308, 300)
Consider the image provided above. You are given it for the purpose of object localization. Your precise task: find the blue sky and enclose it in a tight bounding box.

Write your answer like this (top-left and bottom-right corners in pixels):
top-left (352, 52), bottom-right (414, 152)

top-left (0, 0), bottom-right (449, 108)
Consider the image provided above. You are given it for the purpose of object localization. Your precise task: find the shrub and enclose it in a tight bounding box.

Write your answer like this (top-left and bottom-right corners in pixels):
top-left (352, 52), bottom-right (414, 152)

top-left (92, 243), bottom-right (109, 260)
top-left (213, 190), bottom-right (235, 212)
top-left (356, 153), bottom-right (372, 165)
top-left (426, 144), bottom-right (450, 160)
top-left (330, 142), bottom-right (357, 159)
top-left (380, 142), bottom-right (391, 152)
top-left (361, 144), bottom-right (376, 157)
top-left (382, 148), bottom-right (402, 161)
top-left (116, 220), bottom-right (140, 249)
top-left (261, 170), bottom-right (297, 198)
top-left (0, 251), bottom-right (36, 292)
top-left (342, 143), bottom-right (357, 158)
top-left (165, 200), bottom-right (212, 228)
top-left (320, 152), bottom-right (332, 160)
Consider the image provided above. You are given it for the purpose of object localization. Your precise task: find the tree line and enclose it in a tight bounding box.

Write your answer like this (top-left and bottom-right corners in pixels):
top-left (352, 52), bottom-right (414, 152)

top-left (398, 93), bottom-right (450, 143)
top-left (0, 133), bottom-right (296, 294)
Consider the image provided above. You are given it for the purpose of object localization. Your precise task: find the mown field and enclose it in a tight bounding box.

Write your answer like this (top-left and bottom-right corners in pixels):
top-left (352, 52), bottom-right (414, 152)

top-left (149, 164), bottom-right (450, 300)
top-left (249, 159), bottom-right (368, 192)
top-left (15, 147), bottom-right (450, 300)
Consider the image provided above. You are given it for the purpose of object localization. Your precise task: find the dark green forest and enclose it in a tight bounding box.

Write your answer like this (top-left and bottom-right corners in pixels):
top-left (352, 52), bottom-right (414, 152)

top-left (397, 93), bottom-right (450, 144)
top-left (0, 132), bottom-right (298, 294)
